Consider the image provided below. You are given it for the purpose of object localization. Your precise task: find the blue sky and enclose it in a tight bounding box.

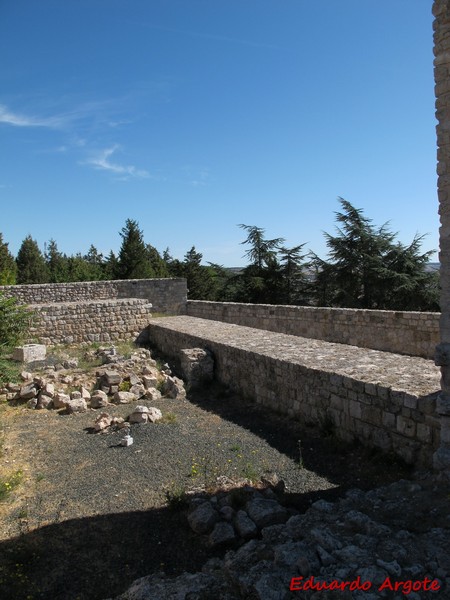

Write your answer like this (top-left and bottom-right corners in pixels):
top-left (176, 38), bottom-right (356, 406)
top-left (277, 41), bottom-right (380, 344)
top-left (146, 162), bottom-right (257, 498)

top-left (0, 0), bottom-right (439, 266)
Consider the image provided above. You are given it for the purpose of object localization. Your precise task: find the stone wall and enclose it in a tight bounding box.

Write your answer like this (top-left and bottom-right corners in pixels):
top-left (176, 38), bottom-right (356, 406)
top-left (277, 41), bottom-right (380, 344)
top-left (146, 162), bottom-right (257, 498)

top-left (0, 278), bottom-right (187, 345)
top-left (147, 316), bottom-right (441, 467)
top-left (433, 0), bottom-right (450, 473)
top-left (28, 299), bottom-right (153, 345)
top-left (1, 278), bottom-right (187, 314)
top-left (186, 301), bottom-right (439, 359)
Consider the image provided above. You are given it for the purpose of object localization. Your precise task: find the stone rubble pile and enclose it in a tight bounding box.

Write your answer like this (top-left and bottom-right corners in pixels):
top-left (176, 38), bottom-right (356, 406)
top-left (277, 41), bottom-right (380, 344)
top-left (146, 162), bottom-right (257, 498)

top-left (1, 346), bottom-right (186, 417)
top-left (186, 477), bottom-right (290, 550)
top-left (109, 478), bottom-right (450, 600)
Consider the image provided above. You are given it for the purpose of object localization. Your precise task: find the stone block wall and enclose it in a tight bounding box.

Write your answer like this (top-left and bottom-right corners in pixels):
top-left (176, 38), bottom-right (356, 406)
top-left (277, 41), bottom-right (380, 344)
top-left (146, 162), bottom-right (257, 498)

top-left (0, 278), bottom-right (187, 345)
top-left (28, 299), bottom-right (153, 344)
top-left (433, 0), bottom-right (450, 474)
top-left (1, 278), bottom-right (187, 314)
top-left (147, 317), bottom-right (440, 467)
top-left (186, 301), bottom-right (439, 358)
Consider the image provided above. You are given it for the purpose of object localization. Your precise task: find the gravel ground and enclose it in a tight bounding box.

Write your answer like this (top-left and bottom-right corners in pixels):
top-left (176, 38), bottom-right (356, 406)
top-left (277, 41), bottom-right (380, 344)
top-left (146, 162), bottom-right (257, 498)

top-left (0, 382), bottom-right (411, 600)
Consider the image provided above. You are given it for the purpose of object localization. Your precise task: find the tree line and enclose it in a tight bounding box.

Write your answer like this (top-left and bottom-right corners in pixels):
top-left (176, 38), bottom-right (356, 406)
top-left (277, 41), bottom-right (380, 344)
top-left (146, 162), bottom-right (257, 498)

top-left (0, 199), bottom-right (440, 311)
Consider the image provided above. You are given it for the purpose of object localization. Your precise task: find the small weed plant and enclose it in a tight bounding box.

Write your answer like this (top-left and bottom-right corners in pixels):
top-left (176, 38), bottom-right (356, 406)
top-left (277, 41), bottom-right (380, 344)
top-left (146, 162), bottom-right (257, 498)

top-left (189, 444), bottom-right (262, 490)
top-left (159, 412), bottom-right (177, 424)
top-left (165, 483), bottom-right (188, 511)
top-left (118, 381), bottom-right (131, 392)
top-left (0, 469), bottom-right (24, 501)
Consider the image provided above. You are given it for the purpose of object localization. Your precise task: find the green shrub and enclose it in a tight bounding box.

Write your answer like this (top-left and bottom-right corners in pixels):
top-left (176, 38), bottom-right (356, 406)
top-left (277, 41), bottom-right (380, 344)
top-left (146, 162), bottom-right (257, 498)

top-left (0, 356), bottom-right (21, 386)
top-left (0, 293), bottom-right (31, 350)
top-left (165, 484), bottom-right (188, 511)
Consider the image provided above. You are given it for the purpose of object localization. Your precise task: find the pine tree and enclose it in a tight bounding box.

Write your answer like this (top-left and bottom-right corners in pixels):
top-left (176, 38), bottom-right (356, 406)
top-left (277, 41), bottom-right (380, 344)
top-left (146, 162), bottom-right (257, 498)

top-left (45, 239), bottom-right (69, 283)
top-left (278, 244), bottom-right (308, 305)
top-left (0, 233), bottom-right (17, 285)
top-left (116, 219), bottom-right (154, 279)
top-left (311, 198), bottom-right (439, 310)
top-left (16, 236), bottom-right (49, 284)
top-left (236, 225), bottom-right (285, 303)
top-left (104, 251), bottom-right (118, 280)
top-left (84, 245), bottom-right (105, 280)
top-left (183, 246), bottom-right (213, 299)
top-left (239, 224), bottom-right (284, 271)
top-left (145, 244), bottom-right (169, 277)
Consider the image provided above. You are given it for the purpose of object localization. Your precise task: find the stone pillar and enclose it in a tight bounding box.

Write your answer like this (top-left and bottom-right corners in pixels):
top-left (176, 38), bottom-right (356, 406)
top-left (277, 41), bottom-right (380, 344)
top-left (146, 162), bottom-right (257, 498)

top-left (433, 0), bottom-right (450, 474)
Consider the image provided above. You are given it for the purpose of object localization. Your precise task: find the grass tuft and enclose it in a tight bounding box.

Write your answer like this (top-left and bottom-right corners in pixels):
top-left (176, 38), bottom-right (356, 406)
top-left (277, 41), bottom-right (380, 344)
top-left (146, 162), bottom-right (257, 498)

top-left (0, 469), bottom-right (24, 501)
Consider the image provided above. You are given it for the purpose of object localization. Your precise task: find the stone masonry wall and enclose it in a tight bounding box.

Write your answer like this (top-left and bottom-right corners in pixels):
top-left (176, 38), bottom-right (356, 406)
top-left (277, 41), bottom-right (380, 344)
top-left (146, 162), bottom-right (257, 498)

top-left (186, 301), bottom-right (439, 359)
top-left (28, 299), bottom-right (153, 345)
top-left (433, 0), bottom-right (450, 473)
top-left (147, 316), bottom-right (441, 467)
top-left (0, 278), bottom-right (187, 345)
top-left (1, 278), bottom-right (187, 314)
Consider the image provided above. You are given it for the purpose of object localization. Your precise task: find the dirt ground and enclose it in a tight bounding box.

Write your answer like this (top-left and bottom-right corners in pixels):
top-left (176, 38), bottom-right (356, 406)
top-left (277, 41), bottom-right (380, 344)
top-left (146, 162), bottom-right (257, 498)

top-left (0, 379), bottom-right (420, 600)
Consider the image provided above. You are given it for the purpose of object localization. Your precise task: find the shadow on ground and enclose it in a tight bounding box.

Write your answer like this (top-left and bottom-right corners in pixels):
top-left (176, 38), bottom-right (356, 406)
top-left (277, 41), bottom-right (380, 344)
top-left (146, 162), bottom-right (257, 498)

top-left (0, 382), bottom-right (412, 600)
top-left (0, 504), bottom-right (218, 600)
top-left (187, 382), bottom-right (412, 507)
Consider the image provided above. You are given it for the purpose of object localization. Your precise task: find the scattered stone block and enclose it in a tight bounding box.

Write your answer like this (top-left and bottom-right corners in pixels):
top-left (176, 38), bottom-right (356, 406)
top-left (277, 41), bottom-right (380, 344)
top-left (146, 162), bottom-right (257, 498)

top-left (18, 383), bottom-right (39, 400)
top-left (13, 344), bottom-right (46, 363)
top-left (128, 373), bottom-right (141, 386)
top-left (234, 510), bottom-right (259, 540)
top-left (94, 412), bottom-right (113, 431)
top-left (53, 392), bottom-right (70, 409)
top-left (129, 405), bottom-right (151, 423)
top-left (27, 398), bottom-right (38, 409)
top-left (63, 359), bottom-right (79, 369)
top-left (147, 406), bottom-right (163, 423)
top-left (162, 376), bottom-right (186, 400)
top-left (209, 522), bottom-right (236, 547)
top-left (36, 394), bottom-right (53, 410)
top-left (145, 388), bottom-right (162, 401)
top-left (65, 398), bottom-right (88, 414)
top-left (188, 501), bottom-right (219, 534)
top-left (245, 497), bottom-right (289, 529)
top-left (128, 405), bottom-right (162, 423)
top-left (129, 383), bottom-right (145, 397)
top-left (90, 390), bottom-right (109, 409)
top-left (180, 348), bottom-right (214, 389)
top-left (80, 387), bottom-right (91, 401)
top-left (142, 374), bottom-right (158, 389)
top-left (42, 382), bottom-right (55, 398)
top-left (112, 391), bottom-right (136, 404)
top-left (101, 371), bottom-right (122, 386)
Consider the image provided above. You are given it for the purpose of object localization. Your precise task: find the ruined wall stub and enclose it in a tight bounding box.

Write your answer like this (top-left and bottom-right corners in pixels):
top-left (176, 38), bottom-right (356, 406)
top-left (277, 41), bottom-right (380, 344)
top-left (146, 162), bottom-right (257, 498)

top-left (433, 0), bottom-right (450, 473)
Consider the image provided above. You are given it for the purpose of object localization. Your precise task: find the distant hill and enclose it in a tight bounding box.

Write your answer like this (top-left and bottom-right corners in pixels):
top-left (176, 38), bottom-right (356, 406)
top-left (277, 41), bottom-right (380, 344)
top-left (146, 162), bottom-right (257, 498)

top-left (225, 267), bottom-right (244, 275)
top-left (225, 263), bottom-right (440, 275)
top-left (425, 262), bottom-right (440, 272)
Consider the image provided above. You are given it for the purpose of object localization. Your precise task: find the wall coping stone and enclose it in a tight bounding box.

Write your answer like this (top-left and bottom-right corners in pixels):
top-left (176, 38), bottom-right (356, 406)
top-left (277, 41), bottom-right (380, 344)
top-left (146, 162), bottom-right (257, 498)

top-left (148, 316), bottom-right (440, 396)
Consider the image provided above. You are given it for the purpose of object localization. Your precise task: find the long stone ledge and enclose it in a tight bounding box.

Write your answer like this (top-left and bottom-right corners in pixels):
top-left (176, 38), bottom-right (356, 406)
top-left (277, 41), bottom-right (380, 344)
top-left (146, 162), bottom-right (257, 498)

top-left (28, 298), bottom-right (151, 309)
top-left (147, 316), bottom-right (441, 466)
top-left (186, 300), bottom-right (439, 358)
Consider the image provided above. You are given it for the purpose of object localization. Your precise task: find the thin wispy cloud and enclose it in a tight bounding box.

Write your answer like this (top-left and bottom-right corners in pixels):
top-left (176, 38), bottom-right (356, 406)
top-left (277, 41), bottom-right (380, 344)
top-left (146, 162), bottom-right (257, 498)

top-left (191, 169), bottom-right (210, 187)
top-left (0, 98), bottom-right (132, 131)
top-left (86, 145), bottom-right (150, 180)
top-left (183, 166), bottom-right (211, 187)
top-left (0, 104), bottom-right (64, 128)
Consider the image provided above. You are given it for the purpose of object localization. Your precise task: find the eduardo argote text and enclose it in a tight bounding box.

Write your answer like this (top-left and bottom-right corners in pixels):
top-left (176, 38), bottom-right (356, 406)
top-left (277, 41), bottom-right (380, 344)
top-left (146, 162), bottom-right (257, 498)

top-left (290, 575), bottom-right (441, 595)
